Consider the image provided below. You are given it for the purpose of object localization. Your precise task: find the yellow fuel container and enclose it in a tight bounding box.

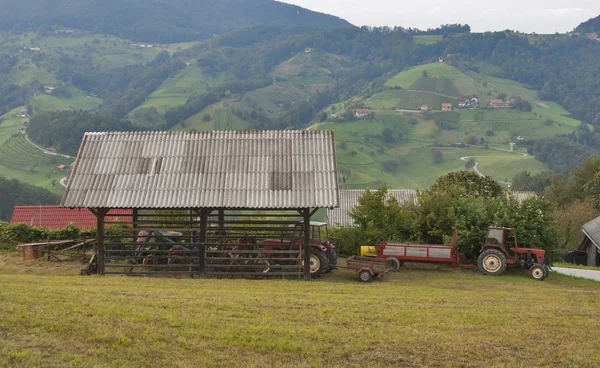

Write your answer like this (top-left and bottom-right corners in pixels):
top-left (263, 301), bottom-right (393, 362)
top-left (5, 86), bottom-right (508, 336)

top-left (360, 245), bottom-right (378, 257)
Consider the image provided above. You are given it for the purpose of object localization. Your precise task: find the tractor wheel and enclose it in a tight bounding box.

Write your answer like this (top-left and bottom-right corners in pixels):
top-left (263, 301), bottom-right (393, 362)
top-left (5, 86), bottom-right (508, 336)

top-left (388, 258), bottom-right (401, 272)
top-left (359, 270), bottom-right (373, 282)
top-left (529, 263), bottom-right (548, 281)
top-left (326, 249), bottom-right (338, 272)
top-left (256, 259), bottom-right (271, 273)
top-left (143, 256), bottom-right (159, 271)
top-left (478, 249), bottom-right (507, 276)
top-left (308, 248), bottom-right (329, 275)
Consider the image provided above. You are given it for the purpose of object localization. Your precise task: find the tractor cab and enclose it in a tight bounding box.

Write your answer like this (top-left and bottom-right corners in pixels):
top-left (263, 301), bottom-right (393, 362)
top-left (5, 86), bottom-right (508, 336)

top-left (484, 227), bottom-right (517, 251)
top-left (479, 226), bottom-right (549, 281)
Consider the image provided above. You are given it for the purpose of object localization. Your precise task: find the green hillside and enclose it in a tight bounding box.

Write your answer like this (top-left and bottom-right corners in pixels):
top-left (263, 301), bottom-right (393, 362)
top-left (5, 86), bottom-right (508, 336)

top-left (317, 64), bottom-right (586, 188)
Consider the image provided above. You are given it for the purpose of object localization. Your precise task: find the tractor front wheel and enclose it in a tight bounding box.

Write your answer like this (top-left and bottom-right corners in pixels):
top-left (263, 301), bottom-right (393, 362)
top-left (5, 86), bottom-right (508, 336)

top-left (478, 249), bottom-right (507, 276)
top-left (359, 270), bottom-right (373, 282)
top-left (529, 263), bottom-right (549, 281)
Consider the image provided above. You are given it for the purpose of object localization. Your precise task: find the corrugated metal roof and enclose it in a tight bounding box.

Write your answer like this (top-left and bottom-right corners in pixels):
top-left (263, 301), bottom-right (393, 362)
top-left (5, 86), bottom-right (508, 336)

top-left (61, 130), bottom-right (339, 209)
top-left (11, 206), bottom-right (132, 229)
top-left (328, 189), bottom-right (537, 227)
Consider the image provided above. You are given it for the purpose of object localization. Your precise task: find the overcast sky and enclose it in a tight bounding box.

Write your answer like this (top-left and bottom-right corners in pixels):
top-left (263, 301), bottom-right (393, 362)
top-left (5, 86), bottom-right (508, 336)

top-left (281, 0), bottom-right (600, 34)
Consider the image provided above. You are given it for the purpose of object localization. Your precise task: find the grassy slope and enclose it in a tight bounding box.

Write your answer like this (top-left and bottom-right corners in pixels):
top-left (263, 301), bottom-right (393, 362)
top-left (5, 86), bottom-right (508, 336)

top-left (0, 108), bottom-right (72, 194)
top-left (412, 35), bottom-right (443, 45)
top-left (1, 252), bottom-right (599, 367)
top-left (320, 117), bottom-right (544, 188)
top-left (133, 65), bottom-right (226, 115)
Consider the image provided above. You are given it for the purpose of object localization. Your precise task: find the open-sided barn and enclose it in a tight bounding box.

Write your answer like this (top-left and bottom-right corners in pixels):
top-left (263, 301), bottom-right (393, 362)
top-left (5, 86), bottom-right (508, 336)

top-left (61, 130), bottom-right (339, 280)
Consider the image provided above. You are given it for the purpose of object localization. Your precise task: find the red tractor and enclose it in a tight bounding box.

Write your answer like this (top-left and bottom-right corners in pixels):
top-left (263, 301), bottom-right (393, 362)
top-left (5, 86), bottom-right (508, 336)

top-left (478, 227), bottom-right (549, 281)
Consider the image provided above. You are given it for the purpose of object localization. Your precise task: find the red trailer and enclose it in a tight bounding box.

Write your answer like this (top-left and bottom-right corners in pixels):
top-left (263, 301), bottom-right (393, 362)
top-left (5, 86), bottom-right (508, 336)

top-left (361, 230), bottom-right (473, 271)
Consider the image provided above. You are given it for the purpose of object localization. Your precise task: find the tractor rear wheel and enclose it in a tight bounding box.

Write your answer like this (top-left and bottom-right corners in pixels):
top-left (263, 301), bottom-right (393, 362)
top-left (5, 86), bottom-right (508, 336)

top-left (308, 248), bottom-right (329, 275)
top-left (478, 249), bottom-right (507, 276)
top-left (388, 258), bottom-right (401, 272)
top-left (359, 270), bottom-right (373, 282)
top-left (529, 263), bottom-right (548, 281)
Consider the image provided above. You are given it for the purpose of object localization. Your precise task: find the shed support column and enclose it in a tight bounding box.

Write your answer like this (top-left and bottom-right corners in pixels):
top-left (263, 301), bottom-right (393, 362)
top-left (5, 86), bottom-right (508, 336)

top-left (198, 209), bottom-right (209, 277)
top-left (303, 208), bottom-right (311, 281)
top-left (93, 208), bottom-right (109, 276)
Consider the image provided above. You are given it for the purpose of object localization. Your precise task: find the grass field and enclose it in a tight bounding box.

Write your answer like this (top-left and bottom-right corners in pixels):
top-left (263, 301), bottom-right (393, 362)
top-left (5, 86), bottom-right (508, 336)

top-left (0, 134), bottom-right (72, 194)
top-left (1, 251), bottom-right (600, 367)
top-left (412, 35), bottom-right (444, 45)
top-left (32, 92), bottom-right (102, 113)
top-left (134, 66), bottom-right (226, 115)
top-left (385, 63), bottom-right (466, 89)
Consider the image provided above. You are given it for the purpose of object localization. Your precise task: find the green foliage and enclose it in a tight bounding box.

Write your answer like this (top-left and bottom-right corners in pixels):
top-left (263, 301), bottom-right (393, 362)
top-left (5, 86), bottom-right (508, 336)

top-left (432, 150), bottom-right (443, 164)
top-left (0, 176), bottom-right (59, 221)
top-left (334, 176), bottom-right (559, 259)
top-left (0, 222), bottom-right (79, 244)
top-left (511, 171), bottom-right (554, 193)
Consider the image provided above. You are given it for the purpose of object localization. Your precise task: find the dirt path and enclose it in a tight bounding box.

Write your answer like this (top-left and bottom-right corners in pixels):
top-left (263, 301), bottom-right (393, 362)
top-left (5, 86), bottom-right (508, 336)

top-left (24, 133), bottom-right (72, 159)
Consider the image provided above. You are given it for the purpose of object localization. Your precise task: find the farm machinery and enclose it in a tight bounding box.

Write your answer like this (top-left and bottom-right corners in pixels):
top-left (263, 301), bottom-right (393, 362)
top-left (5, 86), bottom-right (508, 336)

top-left (361, 226), bottom-right (549, 280)
top-left (115, 222), bottom-right (337, 276)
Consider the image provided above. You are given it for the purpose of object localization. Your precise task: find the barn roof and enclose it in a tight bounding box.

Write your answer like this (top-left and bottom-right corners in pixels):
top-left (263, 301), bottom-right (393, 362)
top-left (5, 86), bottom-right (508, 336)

top-left (11, 206), bottom-right (132, 229)
top-left (61, 130), bottom-right (339, 209)
top-left (327, 189), bottom-right (537, 227)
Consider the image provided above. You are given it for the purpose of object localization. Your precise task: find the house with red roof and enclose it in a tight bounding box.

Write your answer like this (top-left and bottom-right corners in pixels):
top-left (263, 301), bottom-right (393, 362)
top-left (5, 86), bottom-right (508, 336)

top-left (10, 206), bottom-right (132, 229)
top-left (490, 99), bottom-right (504, 107)
top-left (441, 103), bottom-right (452, 111)
top-left (355, 109), bottom-right (371, 118)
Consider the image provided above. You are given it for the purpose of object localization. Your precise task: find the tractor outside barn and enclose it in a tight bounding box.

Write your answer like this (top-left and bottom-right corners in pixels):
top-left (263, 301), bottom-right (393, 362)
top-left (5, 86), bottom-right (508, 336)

top-left (60, 130), bottom-right (339, 280)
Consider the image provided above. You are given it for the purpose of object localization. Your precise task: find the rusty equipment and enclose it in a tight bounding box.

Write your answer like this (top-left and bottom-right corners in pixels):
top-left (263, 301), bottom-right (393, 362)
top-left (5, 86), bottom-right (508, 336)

top-left (362, 226), bottom-right (549, 281)
top-left (345, 256), bottom-right (392, 282)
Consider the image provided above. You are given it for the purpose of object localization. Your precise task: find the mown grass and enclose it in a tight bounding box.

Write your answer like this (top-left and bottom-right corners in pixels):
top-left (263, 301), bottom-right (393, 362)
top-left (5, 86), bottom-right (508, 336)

top-left (1, 251), bottom-right (600, 367)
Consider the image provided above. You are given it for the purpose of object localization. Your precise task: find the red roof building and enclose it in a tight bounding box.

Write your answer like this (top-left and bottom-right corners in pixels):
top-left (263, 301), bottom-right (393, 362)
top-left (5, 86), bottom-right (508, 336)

top-left (355, 109), bottom-right (371, 118)
top-left (10, 206), bottom-right (132, 229)
top-left (441, 103), bottom-right (452, 111)
top-left (490, 99), bottom-right (504, 107)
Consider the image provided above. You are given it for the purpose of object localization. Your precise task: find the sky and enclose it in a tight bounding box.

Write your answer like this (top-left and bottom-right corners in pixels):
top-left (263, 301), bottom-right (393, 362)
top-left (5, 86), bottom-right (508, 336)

top-left (281, 0), bottom-right (600, 34)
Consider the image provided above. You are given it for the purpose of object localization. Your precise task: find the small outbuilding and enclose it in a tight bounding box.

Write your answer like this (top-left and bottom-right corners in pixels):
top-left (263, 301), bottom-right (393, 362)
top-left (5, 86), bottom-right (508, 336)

top-left (61, 130), bottom-right (339, 279)
top-left (578, 217), bottom-right (600, 266)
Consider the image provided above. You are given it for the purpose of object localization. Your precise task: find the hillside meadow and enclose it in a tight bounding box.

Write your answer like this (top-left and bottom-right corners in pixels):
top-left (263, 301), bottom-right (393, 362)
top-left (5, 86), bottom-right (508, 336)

top-left (1, 251), bottom-right (599, 367)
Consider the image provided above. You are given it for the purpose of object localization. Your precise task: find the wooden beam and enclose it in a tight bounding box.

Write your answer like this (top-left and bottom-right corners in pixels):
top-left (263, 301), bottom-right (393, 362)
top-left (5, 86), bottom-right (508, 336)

top-left (94, 208), bottom-right (110, 276)
top-left (198, 209), bottom-right (209, 277)
top-left (303, 208), bottom-right (311, 281)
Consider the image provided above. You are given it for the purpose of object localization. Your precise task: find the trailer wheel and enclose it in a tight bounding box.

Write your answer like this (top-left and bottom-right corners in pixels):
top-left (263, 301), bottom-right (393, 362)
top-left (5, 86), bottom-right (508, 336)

top-left (478, 249), bottom-right (507, 276)
top-left (388, 258), bottom-right (401, 272)
top-left (529, 263), bottom-right (548, 281)
top-left (359, 270), bottom-right (373, 282)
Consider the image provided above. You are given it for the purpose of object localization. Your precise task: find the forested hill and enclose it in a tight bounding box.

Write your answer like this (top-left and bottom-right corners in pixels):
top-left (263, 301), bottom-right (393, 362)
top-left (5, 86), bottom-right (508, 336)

top-left (576, 15), bottom-right (600, 33)
top-left (0, 0), bottom-right (354, 43)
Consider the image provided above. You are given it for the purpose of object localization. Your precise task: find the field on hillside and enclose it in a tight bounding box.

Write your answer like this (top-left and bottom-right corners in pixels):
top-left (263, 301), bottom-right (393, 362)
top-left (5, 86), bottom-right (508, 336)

top-left (1, 251), bottom-right (599, 367)
top-left (412, 35), bottom-right (443, 45)
top-left (0, 108), bottom-right (71, 194)
top-left (319, 118), bottom-right (546, 188)
top-left (133, 66), bottom-right (226, 115)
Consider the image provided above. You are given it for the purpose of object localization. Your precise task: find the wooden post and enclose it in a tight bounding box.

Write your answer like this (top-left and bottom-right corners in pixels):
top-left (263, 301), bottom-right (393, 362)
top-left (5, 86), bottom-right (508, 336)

top-left (303, 208), bottom-right (311, 281)
top-left (218, 209), bottom-right (225, 233)
top-left (198, 209), bottom-right (209, 276)
top-left (588, 243), bottom-right (598, 267)
top-left (94, 208), bottom-right (109, 276)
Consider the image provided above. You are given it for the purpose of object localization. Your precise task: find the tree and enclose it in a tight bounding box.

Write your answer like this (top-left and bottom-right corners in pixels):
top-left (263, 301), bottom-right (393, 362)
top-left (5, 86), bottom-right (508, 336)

top-left (466, 135), bottom-right (478, 145)
top-left (202, 113), bottom-right (211, 122)
top-left (432, 149), bottom-right (443, 164)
